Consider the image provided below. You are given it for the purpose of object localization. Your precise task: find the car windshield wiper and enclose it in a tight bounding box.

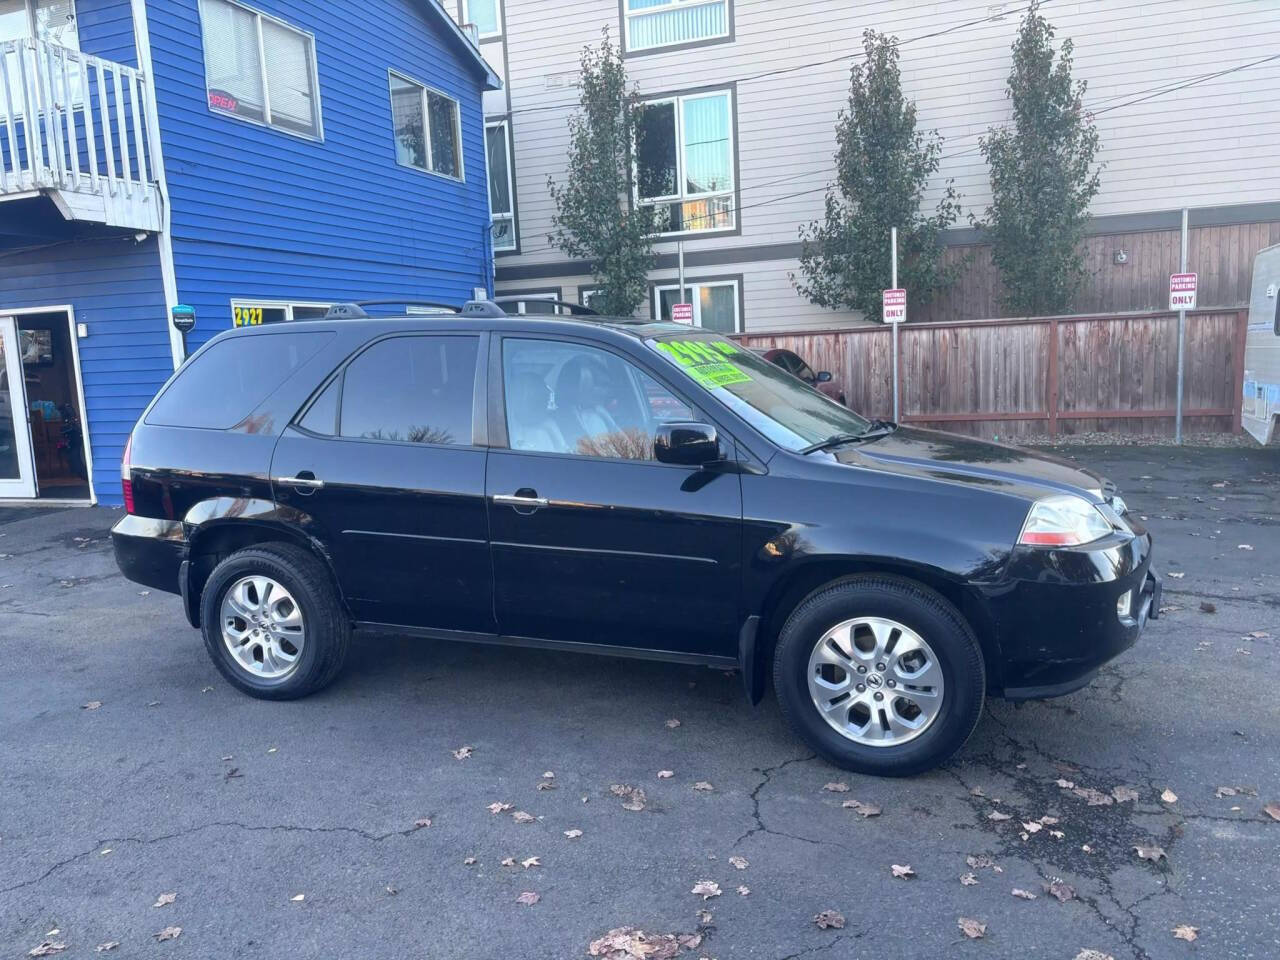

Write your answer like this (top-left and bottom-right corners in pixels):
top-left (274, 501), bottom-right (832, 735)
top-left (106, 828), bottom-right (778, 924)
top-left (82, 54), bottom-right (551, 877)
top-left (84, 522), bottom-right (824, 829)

top-left (799, 422), bottom-right (896, 455)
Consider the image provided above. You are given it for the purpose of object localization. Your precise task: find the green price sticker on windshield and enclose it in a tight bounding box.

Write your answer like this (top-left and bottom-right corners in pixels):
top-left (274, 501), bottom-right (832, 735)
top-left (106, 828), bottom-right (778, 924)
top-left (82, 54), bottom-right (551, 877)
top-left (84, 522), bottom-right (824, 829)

top-left (658, 340), bottom-right (752, 389)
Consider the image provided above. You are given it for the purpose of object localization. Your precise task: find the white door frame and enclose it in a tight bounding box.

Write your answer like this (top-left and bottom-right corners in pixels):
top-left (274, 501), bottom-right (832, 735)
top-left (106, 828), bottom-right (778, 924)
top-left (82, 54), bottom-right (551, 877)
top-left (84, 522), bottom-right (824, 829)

top-left (0, 305), bottom-right (96, 504)
top-left (0, 317), bottom-right (37, 498)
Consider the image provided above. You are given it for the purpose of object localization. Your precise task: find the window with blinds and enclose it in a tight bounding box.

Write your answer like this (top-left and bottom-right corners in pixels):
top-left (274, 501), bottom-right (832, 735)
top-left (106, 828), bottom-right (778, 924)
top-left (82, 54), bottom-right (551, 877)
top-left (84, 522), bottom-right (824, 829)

top-left (636, 90), bottom-right (735, 235)
top-left (624, 0), bottom-right (729, 53)
top-left (199, 0), bottom-right (321, 139)
top-left (388, 70), bottom-right (463, 181)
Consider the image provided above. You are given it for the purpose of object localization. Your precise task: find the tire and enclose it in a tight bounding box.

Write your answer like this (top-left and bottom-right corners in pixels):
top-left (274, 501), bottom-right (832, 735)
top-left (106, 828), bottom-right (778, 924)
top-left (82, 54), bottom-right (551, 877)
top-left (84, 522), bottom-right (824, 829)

top-left (199, 542), bottom-right (350, 700)
top-left (772, 575), bottom-right (984, 776)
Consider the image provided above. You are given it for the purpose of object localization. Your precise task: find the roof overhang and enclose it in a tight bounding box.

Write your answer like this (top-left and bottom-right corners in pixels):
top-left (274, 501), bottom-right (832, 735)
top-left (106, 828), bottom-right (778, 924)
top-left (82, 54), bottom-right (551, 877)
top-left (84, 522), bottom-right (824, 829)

top-left (413, 0), bottom-right (502, 91)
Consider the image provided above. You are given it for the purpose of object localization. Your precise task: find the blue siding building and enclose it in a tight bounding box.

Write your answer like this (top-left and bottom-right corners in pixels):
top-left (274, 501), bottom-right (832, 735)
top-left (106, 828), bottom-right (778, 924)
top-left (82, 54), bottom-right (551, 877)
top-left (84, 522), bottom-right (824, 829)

top-left (0, 0), bottom-right (499, 505)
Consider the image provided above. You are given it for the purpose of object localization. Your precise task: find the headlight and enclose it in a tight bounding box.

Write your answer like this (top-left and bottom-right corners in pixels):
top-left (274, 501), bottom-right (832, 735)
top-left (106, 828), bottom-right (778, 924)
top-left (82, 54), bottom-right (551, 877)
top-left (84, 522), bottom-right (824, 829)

top-left (1018, 495), bottom-right (1114, 547)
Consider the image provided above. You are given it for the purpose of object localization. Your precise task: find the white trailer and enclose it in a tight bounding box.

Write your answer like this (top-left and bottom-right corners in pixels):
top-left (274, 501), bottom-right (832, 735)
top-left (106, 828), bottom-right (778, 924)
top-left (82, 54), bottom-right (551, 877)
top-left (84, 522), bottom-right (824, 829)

top-left (1242, 243), bottom-right (1280, 445)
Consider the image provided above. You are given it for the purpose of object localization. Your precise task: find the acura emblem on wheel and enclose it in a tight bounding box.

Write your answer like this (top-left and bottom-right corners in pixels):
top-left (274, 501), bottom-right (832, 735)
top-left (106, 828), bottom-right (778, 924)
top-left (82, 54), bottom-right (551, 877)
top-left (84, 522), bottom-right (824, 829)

top-left (865, 673), bottom-right (883, 689)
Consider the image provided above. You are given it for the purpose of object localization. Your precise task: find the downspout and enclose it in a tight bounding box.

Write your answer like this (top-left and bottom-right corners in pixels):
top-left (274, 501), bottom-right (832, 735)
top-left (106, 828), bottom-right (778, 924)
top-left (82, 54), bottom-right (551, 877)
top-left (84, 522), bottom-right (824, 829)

top-left (130, 0), bottom-right (183, 369)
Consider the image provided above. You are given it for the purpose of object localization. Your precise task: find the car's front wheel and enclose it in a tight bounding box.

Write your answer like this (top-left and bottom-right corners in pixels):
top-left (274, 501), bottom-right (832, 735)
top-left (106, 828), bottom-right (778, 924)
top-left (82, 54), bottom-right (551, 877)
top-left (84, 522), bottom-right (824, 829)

top-left (773, 575), bottom-right (984, 776)
top-left (199, 543), bottom-right (350, 700)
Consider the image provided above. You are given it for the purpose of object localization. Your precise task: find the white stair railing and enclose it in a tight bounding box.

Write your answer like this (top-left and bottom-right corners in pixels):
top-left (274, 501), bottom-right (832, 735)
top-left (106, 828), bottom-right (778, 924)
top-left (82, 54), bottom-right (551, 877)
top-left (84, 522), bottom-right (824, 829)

top-left (0, 37), bottom-right (156, 201)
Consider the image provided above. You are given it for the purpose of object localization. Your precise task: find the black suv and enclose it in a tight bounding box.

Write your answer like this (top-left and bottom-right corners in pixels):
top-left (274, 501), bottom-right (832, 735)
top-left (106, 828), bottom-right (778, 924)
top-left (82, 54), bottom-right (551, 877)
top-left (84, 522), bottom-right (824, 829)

top-left (112, 301), bottom-right (1159, 775)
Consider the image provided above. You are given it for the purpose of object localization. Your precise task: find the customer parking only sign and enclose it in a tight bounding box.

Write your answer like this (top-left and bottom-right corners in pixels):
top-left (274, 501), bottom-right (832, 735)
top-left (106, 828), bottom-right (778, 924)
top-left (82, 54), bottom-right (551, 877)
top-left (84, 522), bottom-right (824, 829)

top-left (1169, 273), bottom-right (1197, 311)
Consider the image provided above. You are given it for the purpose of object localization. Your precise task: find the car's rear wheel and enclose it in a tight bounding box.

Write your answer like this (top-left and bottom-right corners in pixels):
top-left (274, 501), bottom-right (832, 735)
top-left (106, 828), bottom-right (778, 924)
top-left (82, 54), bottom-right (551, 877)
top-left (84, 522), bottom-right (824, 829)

top-left (200, 543), bottom-right (349, 700)
top-left (773, 575), bottom-right (984, 776)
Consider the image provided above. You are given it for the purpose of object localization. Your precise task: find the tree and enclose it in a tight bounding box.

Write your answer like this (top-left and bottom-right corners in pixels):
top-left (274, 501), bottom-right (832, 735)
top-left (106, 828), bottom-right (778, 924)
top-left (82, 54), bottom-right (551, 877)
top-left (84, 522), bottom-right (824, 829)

top-left (794, 30), bottom-right (960, 322)
top-left (978, 0), bottom-right (1102, 315)
top-left (548, 29), bottom-right (659, 317)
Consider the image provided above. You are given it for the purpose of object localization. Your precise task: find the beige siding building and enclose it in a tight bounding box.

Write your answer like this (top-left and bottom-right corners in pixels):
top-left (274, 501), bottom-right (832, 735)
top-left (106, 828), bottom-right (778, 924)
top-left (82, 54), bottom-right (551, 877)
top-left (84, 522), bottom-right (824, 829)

top-left (448, 0), bottom-right (1280, 332)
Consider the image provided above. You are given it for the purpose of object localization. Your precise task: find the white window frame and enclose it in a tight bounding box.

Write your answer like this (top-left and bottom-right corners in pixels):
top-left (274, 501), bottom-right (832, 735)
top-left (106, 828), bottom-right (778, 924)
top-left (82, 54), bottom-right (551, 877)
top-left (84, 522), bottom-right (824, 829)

top-left (651, 279), bottom-right (741, 333)
top-left (461, 0), bottom-right (502, 40)
top-left (1, 0), bottom-right (81, 47)
top-left (388, 69), bottom-right (465, 182)
top-left (231, 299), bottom-right (332, 326)
top-left (635, 88), bottom-right (736, 238)
top-left (486, 118), bottom-right (516, 252)
top-left (623, 0), bottom-right (730, 53)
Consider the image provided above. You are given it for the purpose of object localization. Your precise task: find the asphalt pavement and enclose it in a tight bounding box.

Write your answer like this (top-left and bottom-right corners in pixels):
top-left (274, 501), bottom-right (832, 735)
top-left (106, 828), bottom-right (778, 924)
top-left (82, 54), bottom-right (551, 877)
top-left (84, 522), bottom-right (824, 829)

top-left (1, 445), bottom-right (1278, 960)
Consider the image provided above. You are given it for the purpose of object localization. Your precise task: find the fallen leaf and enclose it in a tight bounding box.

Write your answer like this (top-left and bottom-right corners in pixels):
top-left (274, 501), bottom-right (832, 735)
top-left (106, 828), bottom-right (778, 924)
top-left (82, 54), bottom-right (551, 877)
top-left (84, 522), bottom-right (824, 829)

top-left (464, 857), bottom-right (477, 865)
top-left (220, 755), bottom-right (233, 762)
top-left (95, 943), bottom-right (120, 953)
top-left (691, 880), bottom-right (721, 900)
top-left (82, 700), bottom-right (102, 710)
top-left (1237, 544), bottom-right (1254, 550)
top-left (501, 857), bottom-right (516, 867)
top-left (413, 817), bottom-right (432, 828)
top-left (697, 910), bottom-right (713, 925)
top-left (515, 891), bottom-right (540, 906)
top-left (1055, 778), bottom-right (1076, 789)
top-left (1200, 601), bottom-right (1217, 613)
top-left (100, 848), bottom-right (112, 856)
top-left (153, 927), bottom-right (182, 942)
top-left (1161, 788), bottom-right (1178, 804)
top-left (813, 910), bottom-right (845, 930)
top-left (224, 767), bottom-right (243, 781)
top-left (957, 917), bottom-right (986, 939)
top-left (564, 829), bottom-right (583, 839)
top-left (969, 786), bottom-right (986, 797)
top-left (823, 782), bottom-right (850, 793)
top-left (587, 927), bottom-right (703, 958)
top-left (609, 784), bottom-right (632, 796)
top-left (842, 799), bottom-right (881, 818)
top-left (665, 718), bottom-right (681, 729)
top-left (542, 771), bottom-right (555, 779)
top-left (290, 893), bottom-right (304, 902)
top-left (1262, 803), bottom-right (1280, 821)
top-left (1012, 888), bottom-right (1037, 900)
top-left (960, 872), bottom-right (979, 886)
top-left (512, 811), bottom-right (536, 824)
top-left (988, 810), bottom-right (1012, 821)
top-left (537, 780), bottom-right (556, 791)
top-left (153, 892), bottom-right (176, 907)
top-left (693, 781), bottom-right (714, 792)
top-left (728, 856), bottom-right (748, 870)
top-left (657, 770), bottom-right (674, 779)
top-left (1082, 844), bottom-right (1094, 854)
top-left (487, 802), bottom-right (512, 814)
top-left (1043, 880), bottom-right (1076, 902)
top-left (385, 884), bottom-right (398, 895)
top-left (452, 745), bottom-right (473, 760)
top-left (1134, 844), bottom-right (1167, 864)
top-left (891, 864), bottom-right (915, 879)
top-left (1039, 815), bottom-right (1060, 825)
top-left (521, 856), bottom-right (541, 869)
top-left (1112, 785), bottom-right (1139, 803)
top-left (1172, 925), bottom-right (1198, 942)
top-left (966, 854), bottom-right (995, 869)
top-left (1022, 821), bottom-right (1043, 834)
top-left (1167, 571), bottom-right (1186, 579)
top-left (28, 943), bottom-right (67, 957)
top-left (1050, 829), bottom-right (1065, 839)
top-left (737, 884), bottom-right (750, 896)
top-left (1072, 786), bottom-right (1114, 806)
top-left (1247, 631), bottom-right (1272, 639)
top-left (1073, 951), bottom-right (1115, 960)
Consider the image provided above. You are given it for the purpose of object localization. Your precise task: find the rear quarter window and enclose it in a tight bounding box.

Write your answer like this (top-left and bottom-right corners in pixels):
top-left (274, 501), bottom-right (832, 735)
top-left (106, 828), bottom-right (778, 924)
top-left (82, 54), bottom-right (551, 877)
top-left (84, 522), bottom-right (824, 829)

top-left (146, 331), bottom-right (333, 429)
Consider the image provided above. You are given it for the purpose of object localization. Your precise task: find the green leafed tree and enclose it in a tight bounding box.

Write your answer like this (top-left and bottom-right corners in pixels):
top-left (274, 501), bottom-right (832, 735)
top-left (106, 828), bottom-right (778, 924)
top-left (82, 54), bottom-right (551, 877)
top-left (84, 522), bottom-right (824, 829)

top-left (547, 29), bottom-right (659, 317)
top-left (978, 0), bottom-right (1102, 316)
top-left (794, 29), bottom-right (960, 322)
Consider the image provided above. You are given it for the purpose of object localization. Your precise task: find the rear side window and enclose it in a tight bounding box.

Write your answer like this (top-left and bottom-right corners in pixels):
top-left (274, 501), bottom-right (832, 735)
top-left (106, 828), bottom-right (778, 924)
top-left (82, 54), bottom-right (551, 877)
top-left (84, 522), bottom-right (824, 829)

top-left (147, 332), bottom-right (332, 429)
top-left (338, 335), bottom-right (478, 445)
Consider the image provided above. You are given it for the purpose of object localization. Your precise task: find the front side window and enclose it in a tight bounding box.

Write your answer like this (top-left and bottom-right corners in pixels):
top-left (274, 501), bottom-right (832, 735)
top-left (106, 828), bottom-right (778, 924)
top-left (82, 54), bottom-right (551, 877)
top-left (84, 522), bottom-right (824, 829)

top-left (389, 71), bottom-right (462, 179)
top-left (462, 0), bottom-right (501, 38)
top-left (649, 335), bottom-right (869, 452)
top-left (654, 280), bottom-right (740, 333)
top-left (624, 0), bottom-right (729, 52)
top-left (636, 90), bottom-right (735, 234)
top-left (199, 0), bottom-right (321, 139)
top-left (339, 335), bottom-right (478, 445)
top-left (503, 338), bottom-right (693, 460)
top-left (486, 120), bottom-right (516, 251)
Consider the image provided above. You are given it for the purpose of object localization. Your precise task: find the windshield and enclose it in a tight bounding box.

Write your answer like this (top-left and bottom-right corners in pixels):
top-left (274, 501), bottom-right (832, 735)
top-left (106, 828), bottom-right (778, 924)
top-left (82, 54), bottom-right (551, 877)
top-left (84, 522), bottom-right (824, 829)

top-left (648, 335), bottom-right (871, 451)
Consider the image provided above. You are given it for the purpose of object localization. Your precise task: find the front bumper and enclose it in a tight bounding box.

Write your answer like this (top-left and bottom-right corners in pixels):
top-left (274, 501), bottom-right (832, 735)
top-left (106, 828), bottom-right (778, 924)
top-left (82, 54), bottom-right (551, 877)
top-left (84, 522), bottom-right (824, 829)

top-left (982, 530), bottom-right (1159, 699)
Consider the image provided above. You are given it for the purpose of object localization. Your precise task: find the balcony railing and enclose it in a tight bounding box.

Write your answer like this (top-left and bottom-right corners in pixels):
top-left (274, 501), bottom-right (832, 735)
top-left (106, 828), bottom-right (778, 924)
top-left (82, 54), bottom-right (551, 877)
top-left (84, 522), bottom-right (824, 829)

top-left (0, 37), bottom-right (160, 231)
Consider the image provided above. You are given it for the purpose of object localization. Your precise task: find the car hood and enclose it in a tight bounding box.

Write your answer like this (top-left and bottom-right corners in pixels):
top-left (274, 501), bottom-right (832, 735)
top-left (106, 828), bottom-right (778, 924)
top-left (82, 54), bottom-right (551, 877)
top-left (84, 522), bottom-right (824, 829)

top-left (831, 426), bottom-right (1108, 500)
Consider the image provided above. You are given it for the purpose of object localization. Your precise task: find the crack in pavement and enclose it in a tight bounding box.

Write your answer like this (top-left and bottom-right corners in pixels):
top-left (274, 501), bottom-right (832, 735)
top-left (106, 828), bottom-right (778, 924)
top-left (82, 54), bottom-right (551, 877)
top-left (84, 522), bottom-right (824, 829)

top-left (1, 820), bottom-right (429, 896)
top-left (774, 930), bottom-right (861, 960)
top-left (733, 752), bottom-right (819, 847)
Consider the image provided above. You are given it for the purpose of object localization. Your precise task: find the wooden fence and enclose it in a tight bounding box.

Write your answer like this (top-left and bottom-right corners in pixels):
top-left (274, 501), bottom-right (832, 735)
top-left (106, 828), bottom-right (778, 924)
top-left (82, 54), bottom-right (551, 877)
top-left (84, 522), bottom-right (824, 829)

top-left (737, 310), bottom-right (1249, 439)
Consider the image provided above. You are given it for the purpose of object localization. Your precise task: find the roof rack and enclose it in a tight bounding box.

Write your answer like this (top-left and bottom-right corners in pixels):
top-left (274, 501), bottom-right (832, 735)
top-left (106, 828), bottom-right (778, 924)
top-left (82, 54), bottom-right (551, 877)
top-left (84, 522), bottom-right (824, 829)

top-left (491, 296), bottom-right (599, 316)
top-left (323, 299), bottom-right (464, 320)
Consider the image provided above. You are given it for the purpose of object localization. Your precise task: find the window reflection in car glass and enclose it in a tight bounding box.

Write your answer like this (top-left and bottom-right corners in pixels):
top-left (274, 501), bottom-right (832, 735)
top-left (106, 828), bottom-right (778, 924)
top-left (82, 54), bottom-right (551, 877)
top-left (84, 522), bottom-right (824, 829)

top-left (503, 339), bottom-right (692, 460)
top-left (340, 336), bottom-right (478, 444)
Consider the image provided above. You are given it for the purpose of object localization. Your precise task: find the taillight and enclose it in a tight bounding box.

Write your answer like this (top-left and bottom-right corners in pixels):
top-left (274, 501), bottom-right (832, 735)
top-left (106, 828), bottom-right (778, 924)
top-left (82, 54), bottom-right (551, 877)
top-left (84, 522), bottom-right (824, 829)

top-left (121, 435), bottom-right (135, 514)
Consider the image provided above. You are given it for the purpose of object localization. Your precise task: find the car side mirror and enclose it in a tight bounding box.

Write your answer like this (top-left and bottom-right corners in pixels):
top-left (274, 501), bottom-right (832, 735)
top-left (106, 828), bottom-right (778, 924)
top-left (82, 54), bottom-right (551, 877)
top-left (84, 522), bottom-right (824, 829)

top-left (654, 422), bottom-right (720, 466)
top-left (816, 370), bottom-right (833, 383)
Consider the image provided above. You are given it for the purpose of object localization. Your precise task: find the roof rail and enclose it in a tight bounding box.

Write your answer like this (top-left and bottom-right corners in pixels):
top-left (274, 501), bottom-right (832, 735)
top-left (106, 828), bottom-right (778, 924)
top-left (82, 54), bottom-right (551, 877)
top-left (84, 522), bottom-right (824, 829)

top-left (492, 296), bottom-right (598, 316)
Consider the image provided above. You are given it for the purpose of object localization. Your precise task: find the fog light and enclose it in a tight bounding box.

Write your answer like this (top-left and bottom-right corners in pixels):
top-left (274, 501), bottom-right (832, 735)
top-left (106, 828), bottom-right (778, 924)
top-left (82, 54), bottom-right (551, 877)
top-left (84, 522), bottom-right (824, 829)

top-left (1116, 591), bottom-right (1132, 620)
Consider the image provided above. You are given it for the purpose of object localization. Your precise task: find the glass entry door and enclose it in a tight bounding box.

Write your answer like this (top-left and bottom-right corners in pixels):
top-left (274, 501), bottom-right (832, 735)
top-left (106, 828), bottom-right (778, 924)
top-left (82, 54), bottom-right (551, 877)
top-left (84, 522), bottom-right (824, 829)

top-left (0, 316), bottom-right (38, 498)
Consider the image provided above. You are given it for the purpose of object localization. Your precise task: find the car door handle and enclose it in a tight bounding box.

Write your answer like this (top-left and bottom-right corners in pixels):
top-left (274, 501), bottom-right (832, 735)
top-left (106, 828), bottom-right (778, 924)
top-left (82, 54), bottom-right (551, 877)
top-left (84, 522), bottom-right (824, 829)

top-left (276, 473), bottom-right (324, 490)
top-left (493, 492), bottom-right (549, 510)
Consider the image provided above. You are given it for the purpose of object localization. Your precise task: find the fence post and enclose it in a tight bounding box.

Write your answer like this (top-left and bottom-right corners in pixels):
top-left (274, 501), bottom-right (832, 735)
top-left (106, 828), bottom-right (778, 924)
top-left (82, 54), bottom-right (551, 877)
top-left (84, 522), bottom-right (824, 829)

top-left (1047, 317), bottom-right (1059, 438)
top-left (1231, 309), bottom-right (1248, 434)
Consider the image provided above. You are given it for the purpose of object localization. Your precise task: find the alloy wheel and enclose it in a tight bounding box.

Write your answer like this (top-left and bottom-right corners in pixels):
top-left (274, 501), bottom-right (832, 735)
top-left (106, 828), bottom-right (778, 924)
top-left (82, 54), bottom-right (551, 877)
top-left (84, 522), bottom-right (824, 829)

top-left (220, 575), bottom-right (305, 681)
